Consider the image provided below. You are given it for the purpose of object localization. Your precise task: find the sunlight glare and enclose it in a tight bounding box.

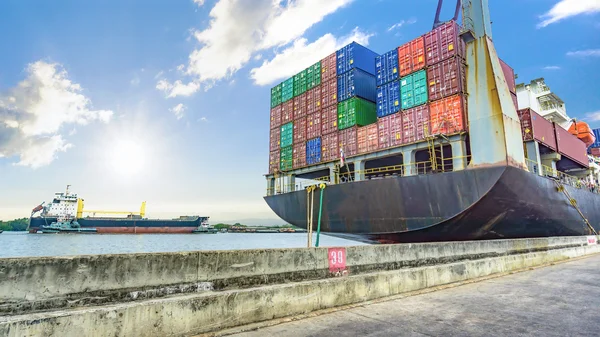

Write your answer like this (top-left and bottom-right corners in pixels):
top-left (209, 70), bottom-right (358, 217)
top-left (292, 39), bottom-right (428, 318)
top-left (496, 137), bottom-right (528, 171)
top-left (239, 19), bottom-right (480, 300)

top-left (109, 140), bottom-right (145, 175)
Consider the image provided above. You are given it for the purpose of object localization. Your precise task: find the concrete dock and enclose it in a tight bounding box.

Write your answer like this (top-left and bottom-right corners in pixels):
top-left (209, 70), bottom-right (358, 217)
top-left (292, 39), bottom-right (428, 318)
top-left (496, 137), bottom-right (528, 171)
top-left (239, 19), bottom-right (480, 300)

top-left (1, 236), bottom-right (599, 336)
top-left (230, 253), bottom-right (600, 337)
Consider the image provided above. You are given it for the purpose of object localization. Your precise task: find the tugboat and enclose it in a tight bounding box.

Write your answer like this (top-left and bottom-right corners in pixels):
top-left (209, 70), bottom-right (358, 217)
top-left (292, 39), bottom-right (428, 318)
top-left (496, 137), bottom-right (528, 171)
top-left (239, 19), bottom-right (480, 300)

top-left (38, 215), bottom-right (97, 234)
top-left (192, 219), bottom-right (218, 234)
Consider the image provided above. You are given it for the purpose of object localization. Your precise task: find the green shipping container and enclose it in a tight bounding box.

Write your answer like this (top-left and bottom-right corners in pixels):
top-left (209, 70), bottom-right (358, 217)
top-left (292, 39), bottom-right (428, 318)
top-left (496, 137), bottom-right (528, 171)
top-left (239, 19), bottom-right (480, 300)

top-left (400, 70), bottom-right (428, 110)
top-left (293, 69), bottom-right (307, 97)
top-left (280, 146), bottom-right (293, 171)
top-left (306, 62), bottom-right (322, 90)
top-left (337, 97), bottom-right (377, 130)
top-left (271, 84), bottom-right (282, 108)
top-left (281, 77), bottom-right (294, 103)
top-left (280, 122), bottom-right (294, 148)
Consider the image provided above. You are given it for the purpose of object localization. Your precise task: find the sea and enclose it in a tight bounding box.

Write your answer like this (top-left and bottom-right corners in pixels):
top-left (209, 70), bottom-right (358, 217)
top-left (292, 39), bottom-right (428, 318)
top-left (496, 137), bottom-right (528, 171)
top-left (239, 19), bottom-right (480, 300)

top-left (0, 231), bottom-right (367, 258)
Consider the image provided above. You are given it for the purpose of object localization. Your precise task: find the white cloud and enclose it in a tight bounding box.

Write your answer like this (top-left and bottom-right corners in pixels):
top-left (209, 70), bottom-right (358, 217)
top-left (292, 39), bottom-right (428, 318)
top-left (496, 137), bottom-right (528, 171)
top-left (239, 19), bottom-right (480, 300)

top-left (130, 76), bottom-right (140, 86)
top-left (0, 61), bottom-right (112, 168)
top-left (159, 0), bottom-right (352, 94)
top-left (566, 49), bottom-right (600, 57)
top-left (156, 79), bottom-right (200, 98)
top-left (387, 18), bottom-right (417, 32)
top-left (193, 0), bottom-right (205, 6)
top-left (587, 111), bottom-right (600, 121)
top-left (538, 0), bottom-right (600, 28)
top-left (170, 103), bottom-right (187, 120)
top-left (176, 64), bottom-right (185, 72)
top-left (198, 117), bottom-right (208, 122)
top-left (250, 27), bottom-right (372, 86)
top-left (543, 65), bottom-right (561, 70)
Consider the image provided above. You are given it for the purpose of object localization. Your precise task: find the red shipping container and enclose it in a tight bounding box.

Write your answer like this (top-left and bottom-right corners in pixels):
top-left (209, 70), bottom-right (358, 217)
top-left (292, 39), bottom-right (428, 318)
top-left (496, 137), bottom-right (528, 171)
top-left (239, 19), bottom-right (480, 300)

top-left (499, 59), bottom-right (516, 94)
top-left (321, 78), bottom-right (337, 108)
top-left (358, 123), bottom-right (379, 154)
top-left (269, 127), bottom-right (280, 152)
top-left (269, 149), bottom-right (279, 174)
top-left (270, 105), bottom-right (281, 130)
top-left (306, 86), bottom-right (322, 115)
top-left (321, 104), bottom-right (338, 135)
top-left (429, 95), bottom-right (466, 135)
top-left (427, 56), bottom-right (465, 102)
top-left (281, 100), bottom-right (294, 124)
top-left (554, 123), bottom-right (589, 168)
top-left (517, 108), bottom-right (557, 151)
top-left (424, 21), bottom-right (464, 66)
top-left (378, 114), bottom-right (402, 149)
top-left (511, 92), bottom-right (518, 111)
top-left (378, 115), bottom-right (391, 150)
top-left (321, 52), bottom-right (337, 83)
top-left (322, 132), bottom-right (339, 162)
top-left (307, 112), bottom-right (322, 140)
top-left (398, 36), bottom-right (426, 77)
top-left (294, 92), bottom-right (308, 120)
top-left (293, 116), bottom-right (307, 144)
top-left (401, 105), bottom-right (430, 144)
top-left (293, 142), bottom-right (307, 169)
top-left (339, 126), bottom-right (358, 158)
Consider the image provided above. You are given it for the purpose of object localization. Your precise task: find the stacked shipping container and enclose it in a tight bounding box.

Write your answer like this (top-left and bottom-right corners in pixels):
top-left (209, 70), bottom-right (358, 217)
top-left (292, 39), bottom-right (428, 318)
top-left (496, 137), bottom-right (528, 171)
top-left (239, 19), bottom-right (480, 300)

top-left (267, 21), bottom-right (523, 174)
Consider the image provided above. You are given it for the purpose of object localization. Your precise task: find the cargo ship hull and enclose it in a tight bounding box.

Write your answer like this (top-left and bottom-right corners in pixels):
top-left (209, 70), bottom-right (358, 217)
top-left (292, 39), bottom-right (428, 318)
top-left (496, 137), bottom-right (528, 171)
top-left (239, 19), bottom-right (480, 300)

top-left (28, 217), bottom-right (205, 234)
top-left (264, 166), bottom-right (600, 243)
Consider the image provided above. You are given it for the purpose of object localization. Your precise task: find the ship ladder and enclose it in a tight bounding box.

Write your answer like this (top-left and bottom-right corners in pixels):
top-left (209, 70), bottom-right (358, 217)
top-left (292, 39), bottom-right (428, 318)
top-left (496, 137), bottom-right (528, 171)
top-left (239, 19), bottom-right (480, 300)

top-left (553, 180), bottom-right (597, 235)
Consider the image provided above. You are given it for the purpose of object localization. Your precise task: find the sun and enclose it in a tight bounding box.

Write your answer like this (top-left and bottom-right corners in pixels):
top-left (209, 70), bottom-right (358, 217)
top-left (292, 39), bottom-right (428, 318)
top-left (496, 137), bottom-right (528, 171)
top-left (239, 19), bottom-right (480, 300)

top-left (109, 140), bottom-right (145, 175)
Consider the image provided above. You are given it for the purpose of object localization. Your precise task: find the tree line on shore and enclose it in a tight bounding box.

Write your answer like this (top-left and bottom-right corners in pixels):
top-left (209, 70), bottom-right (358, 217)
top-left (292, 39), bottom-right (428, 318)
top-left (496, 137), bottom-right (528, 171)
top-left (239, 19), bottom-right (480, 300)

top-left (0, 218), bottom-right (29, 231)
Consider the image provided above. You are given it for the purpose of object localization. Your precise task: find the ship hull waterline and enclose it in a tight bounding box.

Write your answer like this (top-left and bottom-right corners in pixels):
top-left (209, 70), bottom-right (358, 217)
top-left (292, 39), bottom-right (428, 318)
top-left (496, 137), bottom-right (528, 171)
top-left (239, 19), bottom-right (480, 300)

top-left (264, 165), bottom-right (600, 244)
top-left (28, 217), bottom-right (204, 234)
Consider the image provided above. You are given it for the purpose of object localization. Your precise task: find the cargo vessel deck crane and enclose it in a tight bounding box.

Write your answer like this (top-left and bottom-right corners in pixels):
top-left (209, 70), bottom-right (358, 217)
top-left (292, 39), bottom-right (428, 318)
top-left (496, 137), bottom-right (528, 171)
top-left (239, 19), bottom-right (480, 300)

top-left (76, 199), bottom-right (146, 219)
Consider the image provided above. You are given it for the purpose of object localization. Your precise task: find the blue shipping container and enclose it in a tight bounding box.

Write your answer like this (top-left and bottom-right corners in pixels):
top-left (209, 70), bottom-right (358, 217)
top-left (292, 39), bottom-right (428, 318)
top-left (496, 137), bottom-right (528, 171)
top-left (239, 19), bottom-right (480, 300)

top-left (337, 68), bottom-right (377, 103)
top-left (376, 49), bottom-right (399, 87)
top-left (592, 128), bottom-right (600, 149)
top-left (377, 80), bottom-right (401, 118)
top-left (336, 42), bottom-right (379, 76)
top-left (306, 137), bottom-right (322, 165)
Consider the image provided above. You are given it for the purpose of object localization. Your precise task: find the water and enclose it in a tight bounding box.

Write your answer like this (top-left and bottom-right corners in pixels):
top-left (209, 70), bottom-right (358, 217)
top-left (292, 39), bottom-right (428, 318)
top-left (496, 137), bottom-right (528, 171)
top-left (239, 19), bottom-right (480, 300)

top-left (0, 231), bottom-right (367, 258)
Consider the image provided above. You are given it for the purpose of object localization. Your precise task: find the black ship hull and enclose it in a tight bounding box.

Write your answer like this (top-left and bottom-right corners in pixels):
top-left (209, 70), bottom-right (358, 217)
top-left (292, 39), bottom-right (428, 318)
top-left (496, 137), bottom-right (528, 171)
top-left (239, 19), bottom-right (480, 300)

top-left (28, 217), bottom-right (207, 234)
top-left (264, 166), bottom-right (600, 243)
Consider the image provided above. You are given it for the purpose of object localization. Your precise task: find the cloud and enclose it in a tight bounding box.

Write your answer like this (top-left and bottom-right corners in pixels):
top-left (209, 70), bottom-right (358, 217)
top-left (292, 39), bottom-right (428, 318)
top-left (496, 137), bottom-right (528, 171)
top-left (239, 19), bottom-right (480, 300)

top-left (130, 76), bottom-right (140, 86)
top-left (156, 79), bottom-right (200, 98)
top-left (538, 0), bottom-right (600, 28)
top-left (543, 66), bottom-right (561, 70)
top-left (566, 49), bottom-right (600, 57)
top-left (387, 18), bottom-right (417, 32)
top-left (587, 111), bottom-right (600, 121)
top-left (0, 61), bottom-right (113, 168)
top-left (198, 117), bottom-right (208, 122)
top-left (193, 0), bottom-right (205, 5)
top-left (170, 103), bottom-right (186, 120)
top-left (250, 27), bottom-right (372, 86)
top-left (159, 0), bottom-right (352, 94)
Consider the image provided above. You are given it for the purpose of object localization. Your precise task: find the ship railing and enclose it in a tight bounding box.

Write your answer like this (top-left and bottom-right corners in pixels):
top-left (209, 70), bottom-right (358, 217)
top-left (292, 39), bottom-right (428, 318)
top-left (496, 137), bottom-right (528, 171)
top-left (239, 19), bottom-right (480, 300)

top-left (525, 158), bottom-right (599, 193)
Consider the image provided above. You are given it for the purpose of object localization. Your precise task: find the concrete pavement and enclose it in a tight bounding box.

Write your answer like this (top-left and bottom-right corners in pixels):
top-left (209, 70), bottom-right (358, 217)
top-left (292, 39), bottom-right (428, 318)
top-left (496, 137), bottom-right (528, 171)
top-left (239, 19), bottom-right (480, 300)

top-left (231, 254), bottom-right (600, 337)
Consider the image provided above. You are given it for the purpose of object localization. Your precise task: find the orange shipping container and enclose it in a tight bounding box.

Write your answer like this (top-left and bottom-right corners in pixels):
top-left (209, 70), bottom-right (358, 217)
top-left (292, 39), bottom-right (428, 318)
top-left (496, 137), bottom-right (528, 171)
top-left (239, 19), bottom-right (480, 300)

top-left (293, 142), bottom-right (306, 168)
top-left (429, 95), bottom-right (466, 135)
top-left (398, 36), bottom-right (426, 77)
top-left (306, 112), bottom-right (322, 140)
top-left (281, 100), bottom-right (294, 124)
top-left (358, 124), bottom-right (379, 154)
top-left (293, 116), bottom-right (307, 144)
top-left (293, 92), bottom-right (307, 120)
top-left (270, 105), bottom-right (281, 130)
top-left (306, 86), bottom-right (322, 115)
top-left (339, 126), bottom-right (358, 158)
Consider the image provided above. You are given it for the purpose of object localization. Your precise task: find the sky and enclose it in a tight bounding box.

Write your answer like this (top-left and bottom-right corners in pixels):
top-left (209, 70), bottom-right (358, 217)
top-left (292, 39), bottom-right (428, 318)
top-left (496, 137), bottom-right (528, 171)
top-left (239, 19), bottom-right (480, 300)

top-left (0, 0), bottom-right (599, 223)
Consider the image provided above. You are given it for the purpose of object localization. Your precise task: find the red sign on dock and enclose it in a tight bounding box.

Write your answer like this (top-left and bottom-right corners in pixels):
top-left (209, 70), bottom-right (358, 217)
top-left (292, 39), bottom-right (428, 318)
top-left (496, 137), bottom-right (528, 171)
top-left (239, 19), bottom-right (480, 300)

top-left (328, 247), bottom-right (347, 274)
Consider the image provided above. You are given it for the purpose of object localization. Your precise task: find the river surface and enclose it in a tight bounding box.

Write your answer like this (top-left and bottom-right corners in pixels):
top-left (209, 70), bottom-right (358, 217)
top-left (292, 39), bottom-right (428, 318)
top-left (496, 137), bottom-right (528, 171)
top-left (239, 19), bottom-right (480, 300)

top-left (0, 231), bottom-right (367, 258)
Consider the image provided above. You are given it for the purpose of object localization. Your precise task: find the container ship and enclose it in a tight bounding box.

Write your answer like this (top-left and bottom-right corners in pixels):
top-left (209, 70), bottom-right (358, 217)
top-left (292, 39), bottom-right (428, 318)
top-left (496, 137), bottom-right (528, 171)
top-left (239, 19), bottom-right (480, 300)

top-left (263, 0), bottom-right (600, 243)
top-left (28, 186), bottom-right (209, 234)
